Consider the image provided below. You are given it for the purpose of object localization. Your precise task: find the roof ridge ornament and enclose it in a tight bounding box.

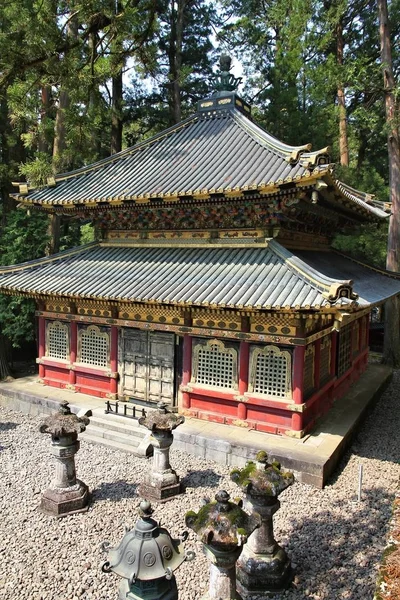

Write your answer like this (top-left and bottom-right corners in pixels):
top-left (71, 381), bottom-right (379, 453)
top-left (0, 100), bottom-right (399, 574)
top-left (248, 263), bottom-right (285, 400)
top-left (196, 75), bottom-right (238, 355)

top-left (211, 54), bottom-right (242, 92)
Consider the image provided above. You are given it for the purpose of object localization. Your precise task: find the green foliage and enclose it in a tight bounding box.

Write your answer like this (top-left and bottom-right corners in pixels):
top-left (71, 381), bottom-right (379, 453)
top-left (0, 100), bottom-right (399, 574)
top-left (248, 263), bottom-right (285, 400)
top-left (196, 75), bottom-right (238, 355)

top-left (333, 222), bottom-right (389, 268)
top-left (80, 222), bottom-right (95, 245)
top-left (19, 154), bottom-right (53, 187)
top-left (0, 209), bottom-right (49, 346)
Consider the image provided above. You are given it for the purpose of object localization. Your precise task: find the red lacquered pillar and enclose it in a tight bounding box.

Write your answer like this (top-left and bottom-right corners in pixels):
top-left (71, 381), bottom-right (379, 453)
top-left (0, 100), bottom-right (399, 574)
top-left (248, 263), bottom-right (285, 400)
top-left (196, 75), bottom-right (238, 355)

top-left (292, 345), bottom-right (305, 431)
top-left (69, 321), bottom-right (77, 386)
top-left (181, 335), bottom-right (192, 409)
top-left (238, 341), bottom-right (249, 420)
top-left (110, 326), bottom-right (118, 396)
top-left (38, 317), bottom-right (46, 379)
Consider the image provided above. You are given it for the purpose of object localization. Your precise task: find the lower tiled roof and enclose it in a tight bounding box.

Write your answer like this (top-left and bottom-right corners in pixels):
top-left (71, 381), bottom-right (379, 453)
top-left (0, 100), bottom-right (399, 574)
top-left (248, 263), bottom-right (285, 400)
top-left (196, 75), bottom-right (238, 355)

top-left (0, 241), bottom-right (399, 310)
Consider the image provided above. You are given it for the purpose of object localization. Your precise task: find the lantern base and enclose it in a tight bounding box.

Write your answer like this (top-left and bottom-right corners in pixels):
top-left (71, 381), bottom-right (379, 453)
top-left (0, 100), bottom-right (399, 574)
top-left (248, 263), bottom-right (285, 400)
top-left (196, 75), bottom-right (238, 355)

top-left (138, 481), bottom-right (182, 503)
top-left (39, 479), bottom-right (90, 517)
top-left (236, 544), bottom-right (293, 598)
top-left (119, 575), bottom-right (178, 599)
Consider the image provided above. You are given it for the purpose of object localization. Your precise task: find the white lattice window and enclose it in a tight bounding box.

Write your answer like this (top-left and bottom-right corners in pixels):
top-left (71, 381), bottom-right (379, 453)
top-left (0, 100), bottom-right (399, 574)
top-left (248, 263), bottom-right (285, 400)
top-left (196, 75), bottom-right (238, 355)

top-left (46, 321), bottom-right (69, 360)
top-left (337, 324), bottom-right (352, 377)
top-left (248, 345), bottom-right (292, 399)
top-left (303, 344), bottom-right (315, 396)
top-left (78, 325), bottom-right (110, 368)
top-left (319, 336), bottom-right (331, 384)
top-left (352, 320), bottom-right (360, 355)
top-left (360, 316), bottom-right (367, 349)
top-left (191, 339), bottom-right (238, 390)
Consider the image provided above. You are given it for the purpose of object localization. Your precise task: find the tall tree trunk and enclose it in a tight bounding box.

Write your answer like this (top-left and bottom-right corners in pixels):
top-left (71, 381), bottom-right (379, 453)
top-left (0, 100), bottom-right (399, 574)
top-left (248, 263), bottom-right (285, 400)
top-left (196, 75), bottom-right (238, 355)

top-left (110, 69), bottom-right (123, 154)
top-left (110, 1), bottom-right (124, 154)
top-left (53, 11), bottom-right (78, 163)
top-left (88, 31), bottom-right (102, 158)
top-left (167, 0), bottom-right (185, 125)
top-left (45, 214), bottom-right (61, 256)
top-left (0, 334), bottom-right (12, 381)
top-left (38, 86), bottom-right (52, 155)
top-left (378, 0), bottom-right (400, 366)
top-left (336, 17), bottom-right (349, 167)
top-left (0, 95), bottom-right (14, 220)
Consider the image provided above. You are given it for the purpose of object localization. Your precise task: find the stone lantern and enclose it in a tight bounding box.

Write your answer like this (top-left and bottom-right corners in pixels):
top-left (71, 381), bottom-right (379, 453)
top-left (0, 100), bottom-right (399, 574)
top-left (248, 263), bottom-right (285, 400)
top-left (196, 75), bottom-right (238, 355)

top-left (230, 451), bottom-right (295, 598)
top-left (39, 400), bottom-right (90, 517)
top-left (138, 402), bottom-right (185, 502)
top-left (185, 490), bottom-right (260, 600)
top-left (102, 499), bottom-right (194, 599)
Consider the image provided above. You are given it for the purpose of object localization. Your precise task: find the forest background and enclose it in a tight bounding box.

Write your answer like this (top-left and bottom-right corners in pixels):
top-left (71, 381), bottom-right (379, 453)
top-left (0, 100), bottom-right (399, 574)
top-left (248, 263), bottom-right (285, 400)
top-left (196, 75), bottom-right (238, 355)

top-left (0, 0), bottom-right (399, 371)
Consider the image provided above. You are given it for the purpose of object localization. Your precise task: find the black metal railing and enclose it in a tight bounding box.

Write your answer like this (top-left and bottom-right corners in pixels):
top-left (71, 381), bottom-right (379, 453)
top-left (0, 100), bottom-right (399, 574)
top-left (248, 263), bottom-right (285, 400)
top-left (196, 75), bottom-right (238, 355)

top-left (105, 401), bottom-right (147, 420)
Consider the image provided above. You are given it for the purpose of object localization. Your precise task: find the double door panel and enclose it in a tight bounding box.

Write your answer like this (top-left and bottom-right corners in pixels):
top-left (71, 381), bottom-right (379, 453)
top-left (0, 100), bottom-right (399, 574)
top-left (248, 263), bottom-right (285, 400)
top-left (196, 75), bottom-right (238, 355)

top-left (119, 329), bottom-right (175, 405)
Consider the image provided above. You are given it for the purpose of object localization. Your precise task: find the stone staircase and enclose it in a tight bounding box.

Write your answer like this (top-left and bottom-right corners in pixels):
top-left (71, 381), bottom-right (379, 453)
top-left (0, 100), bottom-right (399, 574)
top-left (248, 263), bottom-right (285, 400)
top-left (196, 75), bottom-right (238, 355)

top-left (80, 410), bottom-right (153, 457)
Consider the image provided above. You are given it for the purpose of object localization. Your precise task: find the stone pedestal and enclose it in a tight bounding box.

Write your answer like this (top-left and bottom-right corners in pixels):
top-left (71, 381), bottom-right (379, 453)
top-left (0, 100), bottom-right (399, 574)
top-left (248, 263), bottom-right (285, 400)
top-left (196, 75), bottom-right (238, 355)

top-left (39, 401), bottom-right (90, 517)
top-left (139, 430), bottom-right (181, 502)
top-left (186, 491), bottom-right (260, 600)
top-left (138, 402), bottom-right (185, 503)
top-left (236, 499), bottom-right (293, 599)
top-left (231, 452), bottom-right (295, 599)
top-left (202, 546), bottom-right (242, 600)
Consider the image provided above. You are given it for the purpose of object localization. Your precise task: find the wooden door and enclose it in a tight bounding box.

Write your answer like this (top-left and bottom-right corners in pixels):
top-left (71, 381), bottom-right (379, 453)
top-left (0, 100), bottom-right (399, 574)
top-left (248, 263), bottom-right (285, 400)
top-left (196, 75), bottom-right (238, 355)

top-left (119, 329), bottom-right (175, 405)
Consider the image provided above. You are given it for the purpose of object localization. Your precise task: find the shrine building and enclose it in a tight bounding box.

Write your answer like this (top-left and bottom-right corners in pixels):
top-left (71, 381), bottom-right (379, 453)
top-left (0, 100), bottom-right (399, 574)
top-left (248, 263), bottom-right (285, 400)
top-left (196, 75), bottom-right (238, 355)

top-left (1, 62), bottom-right (400, 439)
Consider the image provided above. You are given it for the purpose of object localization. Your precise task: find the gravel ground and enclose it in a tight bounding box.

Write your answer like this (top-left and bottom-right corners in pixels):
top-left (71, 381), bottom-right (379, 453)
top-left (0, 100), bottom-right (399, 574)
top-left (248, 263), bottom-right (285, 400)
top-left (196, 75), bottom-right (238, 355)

top-left (0, 372), bottom-right (399, 600)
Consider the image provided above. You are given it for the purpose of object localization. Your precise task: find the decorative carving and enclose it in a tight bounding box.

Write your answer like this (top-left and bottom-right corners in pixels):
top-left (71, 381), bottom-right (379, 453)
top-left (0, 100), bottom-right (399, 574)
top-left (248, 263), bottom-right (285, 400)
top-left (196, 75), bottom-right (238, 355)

top-left (250, 314), bottom-right (296, 335)
top-left (248, 345), bottom-right (292, 399)
top-left (46, 302), bottom-right (71, 313)
top-left (323, 282), bottom-right (358, 304)
top-left (95, 200), bottom-right (285, 233)
top-left (211, 54), bottom-right (243, 92)
top-left (193, 308), bottom-right (241, 330)
top-left (119, 305), bottom-right (185, 325)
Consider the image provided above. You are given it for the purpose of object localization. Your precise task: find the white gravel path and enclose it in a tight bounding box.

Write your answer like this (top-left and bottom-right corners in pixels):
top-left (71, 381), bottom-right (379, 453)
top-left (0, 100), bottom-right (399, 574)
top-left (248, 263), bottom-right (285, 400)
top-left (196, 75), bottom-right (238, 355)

top-left (0, 371), bottom-right (399, 600)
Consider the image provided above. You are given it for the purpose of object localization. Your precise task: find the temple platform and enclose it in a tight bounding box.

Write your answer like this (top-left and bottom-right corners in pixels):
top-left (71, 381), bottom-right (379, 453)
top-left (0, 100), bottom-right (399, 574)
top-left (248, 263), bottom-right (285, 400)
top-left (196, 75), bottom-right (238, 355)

top-left (0, 363), bottom-right (391, 488)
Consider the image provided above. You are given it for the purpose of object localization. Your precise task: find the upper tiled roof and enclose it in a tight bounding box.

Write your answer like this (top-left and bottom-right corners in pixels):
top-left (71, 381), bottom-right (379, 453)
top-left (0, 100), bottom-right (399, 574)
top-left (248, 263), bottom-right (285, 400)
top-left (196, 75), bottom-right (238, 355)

top-left (0, 240), bottom-right (399, 310)
top-left (14, 109), bottom-right (330, 206)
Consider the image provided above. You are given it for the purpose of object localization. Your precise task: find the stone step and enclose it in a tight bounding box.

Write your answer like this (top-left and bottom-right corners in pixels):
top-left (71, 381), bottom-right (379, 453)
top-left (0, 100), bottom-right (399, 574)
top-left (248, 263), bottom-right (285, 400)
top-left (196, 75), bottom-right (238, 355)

top-left (82, 424), bottom-right (142, 445)
top-left (88, 414), bottom-right (146, 439)
top-left (81, 421), bottom-right (153, 457)
top-left (80, 431), bottom-right (148, 456)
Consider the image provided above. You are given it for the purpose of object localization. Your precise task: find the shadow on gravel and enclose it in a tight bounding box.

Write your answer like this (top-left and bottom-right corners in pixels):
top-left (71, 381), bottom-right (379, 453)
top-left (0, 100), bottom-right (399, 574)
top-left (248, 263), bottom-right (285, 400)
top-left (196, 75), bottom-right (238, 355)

top-left (91, 480), bottom-right (138, 502)
top-left (0, 422), bottom-right (19, 432)
top-left (284, 486), bottom-right (393, 598)
top-left (180, 469), bottom-right (222, 488)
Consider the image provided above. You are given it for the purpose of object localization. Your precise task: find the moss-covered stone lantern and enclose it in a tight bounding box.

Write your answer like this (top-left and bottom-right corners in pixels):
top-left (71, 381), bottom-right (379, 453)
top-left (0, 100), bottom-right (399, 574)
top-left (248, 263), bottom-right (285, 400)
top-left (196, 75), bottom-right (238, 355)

top-left (39, 400), bottom-right (90, 517)
top-left (102, 499), bottom-right (194, 599)
top-left (230, 451), bottom-right (295, 598)
top-left (185, 490), bottom-right (259, 600)
top-left (138, 402), bottom-right (185, 502)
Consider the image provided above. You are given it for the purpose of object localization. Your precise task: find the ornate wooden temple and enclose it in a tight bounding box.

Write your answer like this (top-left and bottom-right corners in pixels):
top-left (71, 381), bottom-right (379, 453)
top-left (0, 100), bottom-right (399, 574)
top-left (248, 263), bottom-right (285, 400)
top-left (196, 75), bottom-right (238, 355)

top-left (1, 58), bottom-right (399, 438)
